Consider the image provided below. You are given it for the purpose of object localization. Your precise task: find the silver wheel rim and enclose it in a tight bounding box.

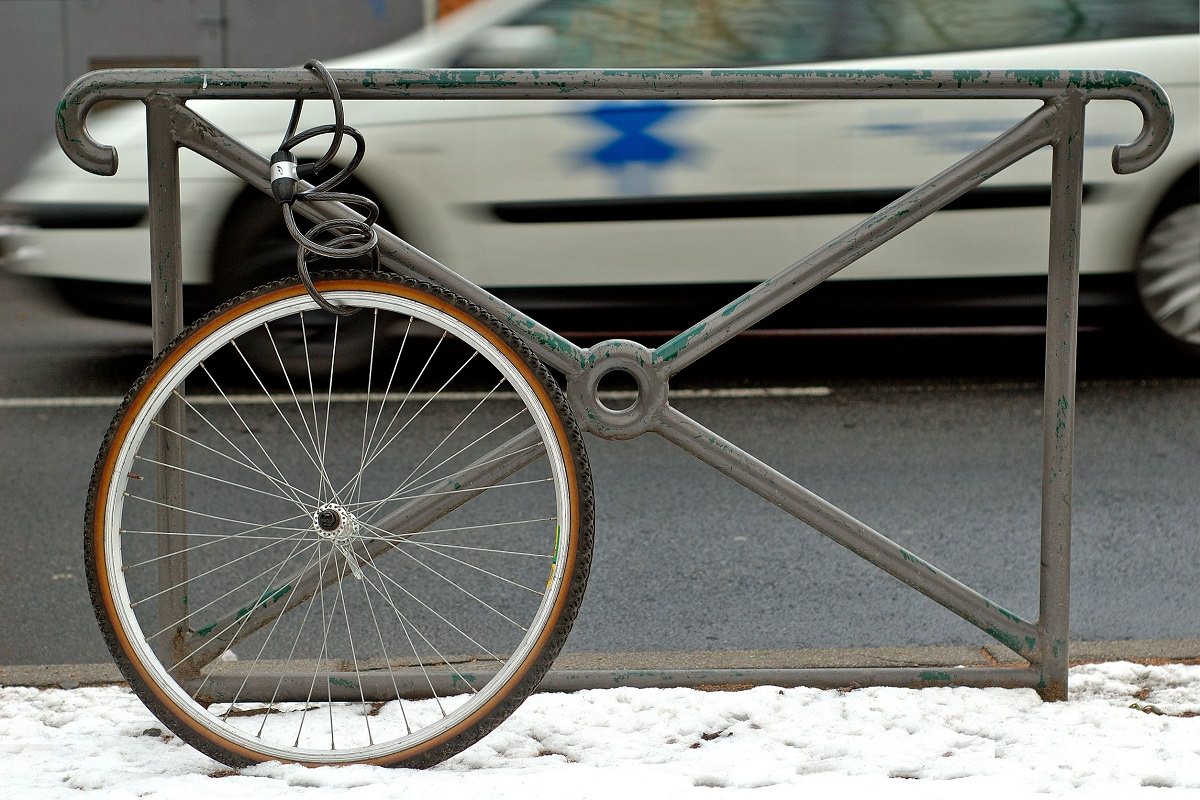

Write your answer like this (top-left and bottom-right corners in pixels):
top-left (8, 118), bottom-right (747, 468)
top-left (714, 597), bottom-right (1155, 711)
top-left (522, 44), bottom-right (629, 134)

top-left (100, 285), bottom-right (575, 763)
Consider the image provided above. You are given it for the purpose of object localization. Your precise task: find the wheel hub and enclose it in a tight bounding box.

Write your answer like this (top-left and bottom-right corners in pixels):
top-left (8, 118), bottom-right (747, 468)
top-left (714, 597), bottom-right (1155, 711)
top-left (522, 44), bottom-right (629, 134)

top-left (312, 502), bottom-right (359, 545)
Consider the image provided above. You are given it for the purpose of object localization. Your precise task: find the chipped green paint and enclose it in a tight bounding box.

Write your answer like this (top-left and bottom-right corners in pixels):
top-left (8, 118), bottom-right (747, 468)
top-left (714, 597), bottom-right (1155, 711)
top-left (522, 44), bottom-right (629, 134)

top-left (899, 548), bottom-right (937, 574)
top-left (506, 317), bottom-right (581, 365)
top-left (263, 585), bottom-right (291, 604)
top-left (235, 584), bottom-right (293, 620)
top-left (1055, 395), bottom-right (1070, 438)
top-left (1077, 71), bottom-right (1139, 91)
top-left (451, 673), bottom-right (477, 688)
top-left (195, 623), bottom-right (216, 637)
top-left (328, 676), bottom-right (355, 689)
top-left (1026, 635), bottom-right (1037, 652)
top-left (174, 73), bottom-right (271, 90)
top-left (1017, 71), bottom-right (1050, 89)
top-left (721, 292), bottom-right (753, 317)
top-left (391, 70), bottom-right (522, 91)
top-left (654, 322), bottom-right (706, 364)
top-left (799, 69), bottom-right (938, 84)
top-left (920, 671), bottom-right (953, 682)
top-left (706, 436), bottom-right (735, 456)
top-left (985, 601), bottom-right (1024, 625)
top-left (1052, 639), bottom-right (1066, 660)
top-left (987, 626), bottom-right (1028, 654)
top-left (55, 100), bottom-right (78, 144)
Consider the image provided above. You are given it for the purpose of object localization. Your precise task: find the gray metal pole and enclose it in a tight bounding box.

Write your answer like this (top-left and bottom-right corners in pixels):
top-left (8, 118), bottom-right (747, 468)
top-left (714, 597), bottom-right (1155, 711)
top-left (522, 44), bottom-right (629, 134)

top-left (145, 94), bottom-right (190, 673)
top-left (1037, 93), bottom-right (1086, 701)
top-left (55, 69), bottom-right (1174, 180)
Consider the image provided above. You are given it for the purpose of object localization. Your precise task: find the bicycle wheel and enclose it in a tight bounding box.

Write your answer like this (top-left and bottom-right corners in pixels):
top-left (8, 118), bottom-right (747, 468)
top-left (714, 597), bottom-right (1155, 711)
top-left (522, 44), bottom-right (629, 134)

top-left (86, 271), bottom-right (593, 767)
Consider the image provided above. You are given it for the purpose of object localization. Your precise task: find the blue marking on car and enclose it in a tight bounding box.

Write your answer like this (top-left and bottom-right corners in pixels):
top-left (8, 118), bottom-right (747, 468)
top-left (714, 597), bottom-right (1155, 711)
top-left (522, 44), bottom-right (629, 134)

top-left (582, 103), bottom-right (688, 169)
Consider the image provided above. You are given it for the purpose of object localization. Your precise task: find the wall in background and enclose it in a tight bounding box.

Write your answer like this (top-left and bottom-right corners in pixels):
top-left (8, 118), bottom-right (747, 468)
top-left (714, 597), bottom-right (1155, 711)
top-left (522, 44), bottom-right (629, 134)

top-left (0, 0), bottom-right (426, 191)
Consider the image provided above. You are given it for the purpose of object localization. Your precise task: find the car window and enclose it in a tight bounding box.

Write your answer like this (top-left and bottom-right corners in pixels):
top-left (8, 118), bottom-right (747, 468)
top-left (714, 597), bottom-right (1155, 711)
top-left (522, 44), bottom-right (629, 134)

top-left (502, 0), bottom-right (1199, 68)
top-left (829, 0), bottom-right (1200, 60)
top-left (509, 0), bottom-right (837, 67)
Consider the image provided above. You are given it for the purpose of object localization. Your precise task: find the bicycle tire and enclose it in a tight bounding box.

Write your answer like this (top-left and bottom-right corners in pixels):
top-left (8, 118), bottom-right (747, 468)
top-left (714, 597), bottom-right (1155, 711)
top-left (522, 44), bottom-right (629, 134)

top-left (85, 271), bottom-right (593, 767)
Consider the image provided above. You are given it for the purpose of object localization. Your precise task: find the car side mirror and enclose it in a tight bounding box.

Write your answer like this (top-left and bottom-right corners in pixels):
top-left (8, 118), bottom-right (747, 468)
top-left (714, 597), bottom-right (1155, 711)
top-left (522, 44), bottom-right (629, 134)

top-left (455, 25), bottom-right (560, 68)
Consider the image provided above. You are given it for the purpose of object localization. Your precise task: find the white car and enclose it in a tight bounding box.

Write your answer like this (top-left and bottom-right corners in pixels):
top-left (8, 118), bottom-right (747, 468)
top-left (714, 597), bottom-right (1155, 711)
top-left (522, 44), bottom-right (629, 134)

top-left (2, 0), bottom-right (1198, 354)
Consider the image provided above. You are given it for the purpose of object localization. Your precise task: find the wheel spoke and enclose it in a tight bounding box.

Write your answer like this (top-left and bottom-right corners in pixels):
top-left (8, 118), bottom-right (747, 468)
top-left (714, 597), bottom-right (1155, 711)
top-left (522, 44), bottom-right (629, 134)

top-left (156, 403), bottom-right (319, 507)
top-left (198, 363), bottom-right (310, 510)
top-left (191, 532), bottom-right (316, 707)
top-left (134, 454), bottom-right (308, 506)
top-left (121, 526), bottom-right (311, 569)
top-left (230, 336), bottom-right (338, 499)
top-left (365, 542), bottom-right (509, 658)
top-left (354, 309), bottom-right (381, 513)
top-left (355, 332), bottom-right (446, 489)
top-left (358, 514), bottom-right (558, 543)
top-left (350, 317), bottom-right (414, 503)
top-left (345, 441), bottom-right (543, 517)
top-left (145, 534), bottom-right (318, 641)
top-left (174, 386), bottom-right (307, 512)
top-left (356, 387), bottom-right (522, 523)
top-left (362, 519), bottom-right (543, 595)
top-left (359, 558), bottom-right (482, 701)
top-left (264, 321), bottom-right (336, 497)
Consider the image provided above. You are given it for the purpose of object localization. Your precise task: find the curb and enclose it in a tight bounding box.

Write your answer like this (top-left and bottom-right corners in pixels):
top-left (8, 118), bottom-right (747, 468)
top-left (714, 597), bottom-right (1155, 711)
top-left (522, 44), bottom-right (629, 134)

top-left (2, 638), bottom-right (1197, 691)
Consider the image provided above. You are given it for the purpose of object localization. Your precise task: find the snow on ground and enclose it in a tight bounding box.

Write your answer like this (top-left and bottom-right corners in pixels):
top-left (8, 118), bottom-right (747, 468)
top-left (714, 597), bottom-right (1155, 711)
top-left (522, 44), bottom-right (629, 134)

top-left (2, 662), bottom-right (1198, 799)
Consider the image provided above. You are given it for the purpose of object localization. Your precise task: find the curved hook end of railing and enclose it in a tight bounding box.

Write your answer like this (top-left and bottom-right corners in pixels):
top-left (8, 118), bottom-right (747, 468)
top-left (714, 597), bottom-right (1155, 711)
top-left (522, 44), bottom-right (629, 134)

top-left (1101, 71), bottom-right (1174, 175)
top-left (56, 72), bottom-right (120, 176)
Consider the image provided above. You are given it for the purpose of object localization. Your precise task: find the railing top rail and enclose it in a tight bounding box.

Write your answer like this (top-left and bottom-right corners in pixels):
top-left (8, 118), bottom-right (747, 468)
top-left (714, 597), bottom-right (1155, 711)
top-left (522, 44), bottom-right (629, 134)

top-left (58, 67), bottom-right (1171, 179)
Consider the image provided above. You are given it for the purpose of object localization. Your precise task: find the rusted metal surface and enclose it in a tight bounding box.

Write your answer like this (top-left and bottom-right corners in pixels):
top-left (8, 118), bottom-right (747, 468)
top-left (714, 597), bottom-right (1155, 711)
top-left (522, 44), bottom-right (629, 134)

top-left (58, 67), bottom-right (1174, 703)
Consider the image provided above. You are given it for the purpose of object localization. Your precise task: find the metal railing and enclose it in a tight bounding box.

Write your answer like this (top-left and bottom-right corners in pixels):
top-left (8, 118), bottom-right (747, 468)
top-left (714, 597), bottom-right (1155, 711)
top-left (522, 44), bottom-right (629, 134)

top-left (58, 66), bottom-right (1174, 701)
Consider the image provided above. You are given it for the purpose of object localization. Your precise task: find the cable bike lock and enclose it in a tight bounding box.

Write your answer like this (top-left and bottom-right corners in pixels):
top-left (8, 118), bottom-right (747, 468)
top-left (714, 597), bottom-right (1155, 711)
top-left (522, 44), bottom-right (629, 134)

top-left (270, 59), bottom-right (381, 315)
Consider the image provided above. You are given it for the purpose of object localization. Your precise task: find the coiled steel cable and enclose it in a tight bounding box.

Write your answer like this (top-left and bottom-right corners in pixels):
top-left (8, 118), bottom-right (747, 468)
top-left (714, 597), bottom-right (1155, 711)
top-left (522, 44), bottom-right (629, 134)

top-left (270, 59), bottom-right (380, 315)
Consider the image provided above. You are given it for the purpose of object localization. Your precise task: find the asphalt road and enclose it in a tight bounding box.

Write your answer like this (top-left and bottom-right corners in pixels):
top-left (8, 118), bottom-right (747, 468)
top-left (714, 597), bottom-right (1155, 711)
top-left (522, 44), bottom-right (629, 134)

top-left (0, 274), bottom-right (1197, 666)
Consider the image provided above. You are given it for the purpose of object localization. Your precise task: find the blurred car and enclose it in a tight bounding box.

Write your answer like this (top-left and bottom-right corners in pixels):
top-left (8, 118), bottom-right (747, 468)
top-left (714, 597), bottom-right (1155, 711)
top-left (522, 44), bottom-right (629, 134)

top-left (2, 0), bottom-right (1198, 355)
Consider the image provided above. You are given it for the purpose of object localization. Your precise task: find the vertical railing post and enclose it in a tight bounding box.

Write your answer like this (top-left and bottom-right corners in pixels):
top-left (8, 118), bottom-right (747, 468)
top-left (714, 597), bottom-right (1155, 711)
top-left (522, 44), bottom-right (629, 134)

top-left (145, 94), bottom-right (191, 673)
top-left (1037, 92), bottom-right (1086, 700)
